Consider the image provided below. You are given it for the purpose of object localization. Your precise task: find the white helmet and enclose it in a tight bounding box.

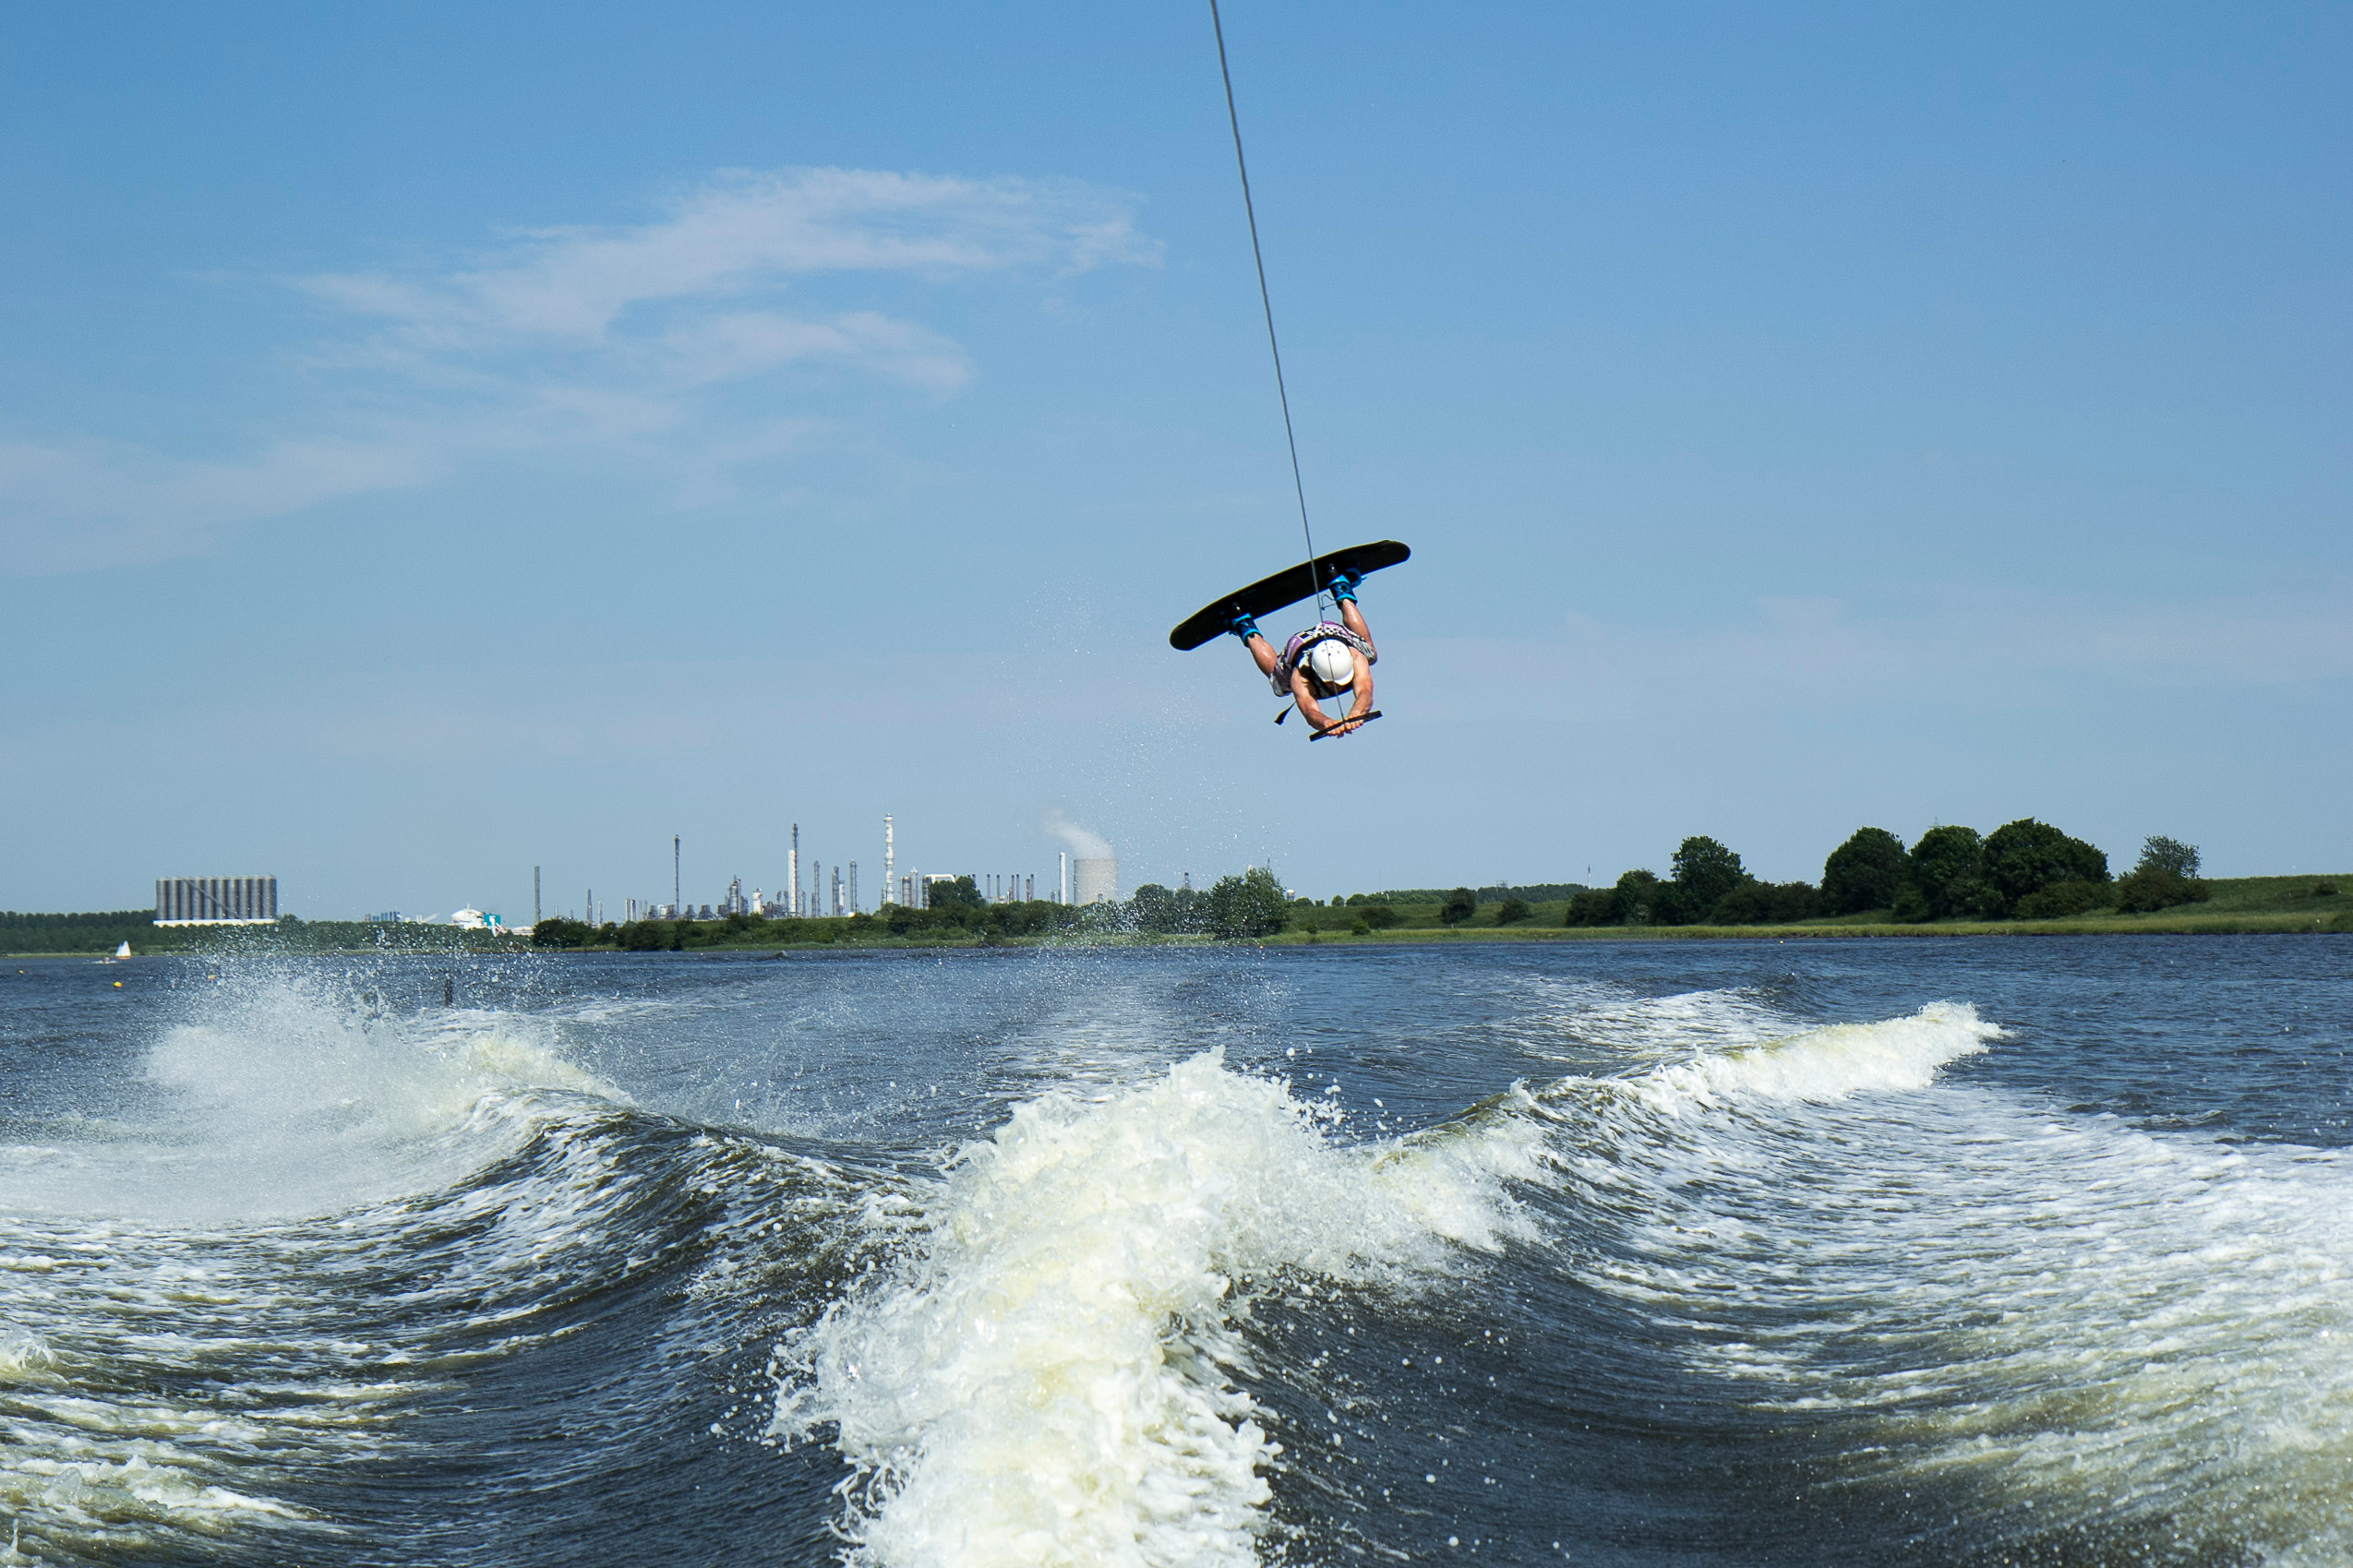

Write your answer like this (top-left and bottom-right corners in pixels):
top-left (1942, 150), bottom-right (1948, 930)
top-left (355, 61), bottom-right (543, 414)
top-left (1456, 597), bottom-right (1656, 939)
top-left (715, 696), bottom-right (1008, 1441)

top-left (1306, 640), bottom-right (1356, 688)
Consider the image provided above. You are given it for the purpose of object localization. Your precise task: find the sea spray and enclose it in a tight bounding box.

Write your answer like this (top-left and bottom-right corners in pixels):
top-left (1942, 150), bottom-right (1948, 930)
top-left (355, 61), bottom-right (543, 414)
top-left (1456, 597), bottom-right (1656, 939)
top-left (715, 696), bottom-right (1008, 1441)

top-left (771, 1048), bottom-right (1543, 1568)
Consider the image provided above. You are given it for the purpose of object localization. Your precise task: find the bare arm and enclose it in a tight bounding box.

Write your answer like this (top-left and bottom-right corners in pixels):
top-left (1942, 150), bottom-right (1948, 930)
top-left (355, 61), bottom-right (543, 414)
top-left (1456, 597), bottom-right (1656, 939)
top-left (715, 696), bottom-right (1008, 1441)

top-left (1291, 667), bottom-right (1345, 732)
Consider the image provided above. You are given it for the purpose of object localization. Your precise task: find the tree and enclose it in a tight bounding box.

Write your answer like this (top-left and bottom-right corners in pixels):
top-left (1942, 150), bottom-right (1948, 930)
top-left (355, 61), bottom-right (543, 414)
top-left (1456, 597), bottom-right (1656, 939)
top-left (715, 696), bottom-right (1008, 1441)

top-left (1129, 883), bottom-right (1201, 935)
top-left (1495, 897), bottom-right (1531, 925)
top-left (1900, 826), bottom-right (1993, 921)
top-left (531, 917), bottom-right (594, 950)
top-left (1982, 819), bottom-right (2108, 916)
top-left (1821, 828), bottom-right (1906, 916)
top-left (1439, 887), bottom-right (1476, 925)
top-left (1357, 904), bottom-right (1399, 929)
top-left (2113, 836), bottom-right (2209, 913)
top-left (928, 876), bottom-right (986, 912)
top-left (1562, 889), bottom-right (1615, 927)
top-left (2137, 836), bottom-right (2201, 880)
top-left (1204, 867), bottom-right (1289, 939)
top-left (1669, 837), bottom-right (1747, 920)
top-left (1710, 880), bottom-right (1822, 924)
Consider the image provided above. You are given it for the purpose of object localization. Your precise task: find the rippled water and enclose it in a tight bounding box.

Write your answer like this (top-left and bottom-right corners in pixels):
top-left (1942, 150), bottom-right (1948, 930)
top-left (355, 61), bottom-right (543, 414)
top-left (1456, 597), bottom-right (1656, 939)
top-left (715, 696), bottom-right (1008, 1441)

top-left (1, 937), bottom-right (2347, 1565)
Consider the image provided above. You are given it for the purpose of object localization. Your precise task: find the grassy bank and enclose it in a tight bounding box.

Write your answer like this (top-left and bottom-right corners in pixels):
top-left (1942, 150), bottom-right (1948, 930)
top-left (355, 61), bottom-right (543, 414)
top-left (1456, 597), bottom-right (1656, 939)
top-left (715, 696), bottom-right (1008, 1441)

top-left (9, 873), bottom-right (2347, 956)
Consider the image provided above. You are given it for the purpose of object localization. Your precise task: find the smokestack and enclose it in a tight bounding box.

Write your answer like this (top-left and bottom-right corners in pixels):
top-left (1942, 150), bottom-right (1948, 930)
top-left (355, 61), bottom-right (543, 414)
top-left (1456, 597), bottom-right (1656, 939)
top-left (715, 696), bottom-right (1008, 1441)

top-left (1060, 852), bottom-right (1068, 904)
top-left (534, 866), bottom-right (541, 925)
top-left (789, 824), bottom-right (799, 918)
top-left (883, 816), bottom-right (894, 908)
top-left (673, 835), bottom-right (681, 916)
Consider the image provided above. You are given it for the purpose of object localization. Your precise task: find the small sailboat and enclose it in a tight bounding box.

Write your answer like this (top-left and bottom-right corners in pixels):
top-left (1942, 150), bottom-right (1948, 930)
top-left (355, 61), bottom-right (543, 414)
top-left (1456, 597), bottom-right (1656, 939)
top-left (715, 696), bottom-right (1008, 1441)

top-left (99, 940), bottom-right (132, 963)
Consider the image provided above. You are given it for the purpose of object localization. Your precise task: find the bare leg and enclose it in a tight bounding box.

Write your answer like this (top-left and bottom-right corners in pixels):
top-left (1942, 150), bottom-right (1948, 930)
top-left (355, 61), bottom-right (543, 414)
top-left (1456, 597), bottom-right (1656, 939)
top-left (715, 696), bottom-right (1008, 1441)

top-left (1337, 597), bottom-right (1375, 657)
top-left (1242, 630), bottom-right (1278, 678)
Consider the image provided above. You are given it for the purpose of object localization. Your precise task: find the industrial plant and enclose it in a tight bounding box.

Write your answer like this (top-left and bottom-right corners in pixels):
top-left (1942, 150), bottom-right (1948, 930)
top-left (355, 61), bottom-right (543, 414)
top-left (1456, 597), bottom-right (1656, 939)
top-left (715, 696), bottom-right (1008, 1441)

top-left (569, 816), bottom-right (1116, 925)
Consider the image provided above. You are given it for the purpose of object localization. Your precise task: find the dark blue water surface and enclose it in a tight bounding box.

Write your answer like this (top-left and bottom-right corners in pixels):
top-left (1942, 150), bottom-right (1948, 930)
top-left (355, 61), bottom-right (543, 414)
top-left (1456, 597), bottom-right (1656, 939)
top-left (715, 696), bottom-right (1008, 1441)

top-left (2, 935), bottom-right (2347, 1566)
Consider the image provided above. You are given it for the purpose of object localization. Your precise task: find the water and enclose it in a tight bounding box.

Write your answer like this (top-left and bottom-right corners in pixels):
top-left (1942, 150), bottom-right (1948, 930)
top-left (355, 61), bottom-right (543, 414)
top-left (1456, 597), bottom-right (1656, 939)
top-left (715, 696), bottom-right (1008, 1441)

top-left (2, 937), bottom-right (2348, 1566)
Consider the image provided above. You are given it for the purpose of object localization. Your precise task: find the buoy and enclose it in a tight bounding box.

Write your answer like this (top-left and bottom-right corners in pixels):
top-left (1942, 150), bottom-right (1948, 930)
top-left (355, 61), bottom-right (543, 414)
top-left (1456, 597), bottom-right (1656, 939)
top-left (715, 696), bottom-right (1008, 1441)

top-left (113, 981), bottom-right (123, 988)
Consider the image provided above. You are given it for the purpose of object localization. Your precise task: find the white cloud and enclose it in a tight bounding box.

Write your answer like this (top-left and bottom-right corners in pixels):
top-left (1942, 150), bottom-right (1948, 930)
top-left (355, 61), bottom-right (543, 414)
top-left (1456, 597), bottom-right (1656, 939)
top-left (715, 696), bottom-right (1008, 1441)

top-left (299, 167), bottom-right (1157, 344)
top-left (6, 166), bottom-right (1155, 575)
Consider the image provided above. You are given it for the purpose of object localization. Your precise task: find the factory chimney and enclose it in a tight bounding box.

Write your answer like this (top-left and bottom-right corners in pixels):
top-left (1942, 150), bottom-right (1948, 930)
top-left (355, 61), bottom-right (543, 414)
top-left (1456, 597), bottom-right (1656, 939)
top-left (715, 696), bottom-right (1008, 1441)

top-left (789, 824), bottom-right (799, 918)
top-left (883, 816), bottom-right (894, 908)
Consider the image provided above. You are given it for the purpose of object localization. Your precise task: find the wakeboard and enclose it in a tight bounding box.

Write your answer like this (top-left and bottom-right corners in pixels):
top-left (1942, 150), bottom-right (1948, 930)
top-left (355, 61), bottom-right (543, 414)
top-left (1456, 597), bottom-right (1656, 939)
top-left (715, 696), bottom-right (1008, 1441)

top-left (1168, 540), bottom-right (1411, 651)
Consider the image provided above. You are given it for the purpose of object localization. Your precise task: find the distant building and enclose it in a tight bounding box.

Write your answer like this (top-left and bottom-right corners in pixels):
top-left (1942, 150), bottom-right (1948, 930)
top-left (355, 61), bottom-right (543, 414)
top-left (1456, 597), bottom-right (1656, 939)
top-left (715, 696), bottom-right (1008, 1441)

top-left (450, 907), bottom-right (506, 929)
top-left (365, 911), bottom-right (403, 923)
top-left (155, 877), bottom-right (277, 926)
top-left (1074, 857), bottom-right (1118, 905)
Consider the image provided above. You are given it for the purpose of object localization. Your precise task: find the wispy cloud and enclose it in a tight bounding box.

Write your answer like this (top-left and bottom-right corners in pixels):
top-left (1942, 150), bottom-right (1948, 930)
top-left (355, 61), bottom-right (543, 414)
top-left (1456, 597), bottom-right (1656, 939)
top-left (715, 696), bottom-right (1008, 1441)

top-left (5, 167), bottom-right (1156, 575)
top-left (302, 168), bottom-right (1153, 345)
top-left (0, 435), bottom-right (438, 575)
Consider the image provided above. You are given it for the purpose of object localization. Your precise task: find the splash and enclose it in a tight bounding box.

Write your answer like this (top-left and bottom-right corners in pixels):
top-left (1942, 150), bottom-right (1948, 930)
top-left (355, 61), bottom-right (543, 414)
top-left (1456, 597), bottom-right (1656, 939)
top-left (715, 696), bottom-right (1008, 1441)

top-left (13, 969), bottom-right (625, 1222)
top-left (773, 1049), bottom-right (1541, 1568)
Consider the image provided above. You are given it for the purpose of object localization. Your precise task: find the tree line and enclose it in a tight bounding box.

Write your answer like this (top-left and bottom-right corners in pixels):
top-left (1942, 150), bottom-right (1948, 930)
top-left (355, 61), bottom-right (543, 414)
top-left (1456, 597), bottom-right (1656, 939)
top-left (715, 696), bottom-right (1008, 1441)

top-left (530, 822), bottom-right (2212, 952)
top-left (534, 868), bottom-right (1304, 950)
top-left (1563, 823), bottom-right (2209, 928)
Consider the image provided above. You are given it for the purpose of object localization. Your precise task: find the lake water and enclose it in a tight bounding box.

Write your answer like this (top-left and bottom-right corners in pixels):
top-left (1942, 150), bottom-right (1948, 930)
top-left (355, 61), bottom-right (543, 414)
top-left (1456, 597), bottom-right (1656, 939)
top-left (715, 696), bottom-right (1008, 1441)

top-left (2, 936), bottom-right (2348, 1566)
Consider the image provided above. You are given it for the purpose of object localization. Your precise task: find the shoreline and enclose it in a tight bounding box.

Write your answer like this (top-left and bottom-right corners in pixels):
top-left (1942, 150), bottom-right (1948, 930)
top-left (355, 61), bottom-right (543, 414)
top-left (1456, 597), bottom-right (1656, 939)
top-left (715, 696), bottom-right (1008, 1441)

top-left (11, 914), bottom-right (2348, 961)
top-left (8, 871), bottom-right (2346, 957)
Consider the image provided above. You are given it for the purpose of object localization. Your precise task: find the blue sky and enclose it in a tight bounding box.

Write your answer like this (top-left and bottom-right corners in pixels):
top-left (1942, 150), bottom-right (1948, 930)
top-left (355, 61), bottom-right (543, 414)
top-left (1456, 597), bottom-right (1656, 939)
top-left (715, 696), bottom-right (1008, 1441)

top-left (4, 2), bottom-right (2346, 918)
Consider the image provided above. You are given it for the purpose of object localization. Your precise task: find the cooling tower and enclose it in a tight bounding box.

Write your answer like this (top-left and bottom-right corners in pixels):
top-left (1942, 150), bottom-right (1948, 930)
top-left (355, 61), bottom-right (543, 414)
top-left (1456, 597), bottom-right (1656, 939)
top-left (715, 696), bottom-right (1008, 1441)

top-left (1074, 857), bottom-right (1117, 905)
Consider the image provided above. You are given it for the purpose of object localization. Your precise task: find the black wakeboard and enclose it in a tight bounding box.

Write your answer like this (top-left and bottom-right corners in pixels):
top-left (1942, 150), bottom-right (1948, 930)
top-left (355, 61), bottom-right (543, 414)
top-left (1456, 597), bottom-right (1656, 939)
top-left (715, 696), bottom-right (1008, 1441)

top-left (1168, 540), bottom-right (1411, 652)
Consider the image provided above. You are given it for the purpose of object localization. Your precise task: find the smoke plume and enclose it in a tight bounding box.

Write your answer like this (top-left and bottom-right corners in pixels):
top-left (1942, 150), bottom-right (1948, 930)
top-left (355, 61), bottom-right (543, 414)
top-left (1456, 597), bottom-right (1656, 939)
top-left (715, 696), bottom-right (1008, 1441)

top-left (1039, 806), bottom-right (1111, 859)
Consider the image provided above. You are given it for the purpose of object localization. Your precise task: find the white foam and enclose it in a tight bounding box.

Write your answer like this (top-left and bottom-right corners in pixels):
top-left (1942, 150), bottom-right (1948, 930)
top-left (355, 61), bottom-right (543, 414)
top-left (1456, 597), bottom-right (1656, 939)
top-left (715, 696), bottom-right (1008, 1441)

top-left (1523, 1004), bottom-right (2353, 1562)
top-left (1624, 1000), bottom-right (1999, 1114)
top-left (1519, 976), bottom-right (1809, 1065)
top-left (773, 1049), bottom-right (1540, 1568)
